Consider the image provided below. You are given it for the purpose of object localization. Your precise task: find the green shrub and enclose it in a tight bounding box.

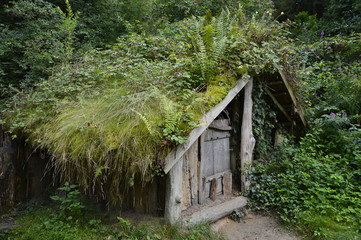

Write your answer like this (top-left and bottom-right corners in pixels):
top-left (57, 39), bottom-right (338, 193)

top-left (249, 124), bottom-right (361, 239)
top-left (0, 0), bottom-right (77, 98)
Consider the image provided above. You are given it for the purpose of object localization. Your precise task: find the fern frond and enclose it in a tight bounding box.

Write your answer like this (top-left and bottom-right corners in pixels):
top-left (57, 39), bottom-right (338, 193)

top-left (157, 93), bottom-right (180, 132)
top-left (133, 110), bottom-right (160, 137)
top-left (195, 29), bottom-right (209, 80)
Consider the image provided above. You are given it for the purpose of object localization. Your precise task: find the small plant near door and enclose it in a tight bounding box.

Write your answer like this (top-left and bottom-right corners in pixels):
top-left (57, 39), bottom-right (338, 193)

top-left (230, 208), bottom-right (247, 222)
top-left (50, 182), bottom-right (85, 222)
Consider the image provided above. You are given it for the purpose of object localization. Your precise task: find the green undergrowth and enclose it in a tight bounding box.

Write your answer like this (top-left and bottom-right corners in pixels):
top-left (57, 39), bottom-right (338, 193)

top-left (5, 216), bottom-right (223, 240)
top-left (249, 114), bottom-right (361, 239)
top-left (4, 209), bottom-right (223, 240)
top-left (2, 7), bottom-right (298, 205)
top-left (248, 30), bottom-right (361, 240)
top-left (249, 133), bottom-right (361, 239)
top-left (1, 183), bottom-right (223, 240)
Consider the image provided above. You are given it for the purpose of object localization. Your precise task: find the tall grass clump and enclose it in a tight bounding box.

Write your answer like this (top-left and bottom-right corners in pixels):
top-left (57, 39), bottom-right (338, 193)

top-left (38, 90), bottom-right (167, 205)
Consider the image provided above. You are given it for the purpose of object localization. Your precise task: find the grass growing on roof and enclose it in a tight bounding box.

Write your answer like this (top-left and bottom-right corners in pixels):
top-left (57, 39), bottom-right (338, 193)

top-left (3, 7), bottom-right (297, 205)
top-left (37, 87), bottom-right (201, 204)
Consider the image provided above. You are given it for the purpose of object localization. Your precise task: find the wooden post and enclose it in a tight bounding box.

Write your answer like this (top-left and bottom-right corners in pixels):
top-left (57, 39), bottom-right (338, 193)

top-left (223, 172), bottom-right (232, 196)
top-left (240, 79), bottom-right (256, 192)
top-left (209, 178), bottom-right (217, 201)
top-left (164, 159), bottom-right (183, 224)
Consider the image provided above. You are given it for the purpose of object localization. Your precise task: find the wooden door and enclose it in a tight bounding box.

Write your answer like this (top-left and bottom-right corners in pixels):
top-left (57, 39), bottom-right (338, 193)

top-left (199, 120), bottom-right (232, 203)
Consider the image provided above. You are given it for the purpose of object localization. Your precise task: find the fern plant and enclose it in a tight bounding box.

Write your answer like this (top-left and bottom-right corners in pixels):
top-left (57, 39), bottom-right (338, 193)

top-left (193, 9), bottom-right (235, 83)
top-left (134, 88), bottom-right (190, 145)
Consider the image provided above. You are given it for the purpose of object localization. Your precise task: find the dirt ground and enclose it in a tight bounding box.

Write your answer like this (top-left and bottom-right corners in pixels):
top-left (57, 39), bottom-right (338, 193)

top-left (212, 213), bottom-right (303, 240)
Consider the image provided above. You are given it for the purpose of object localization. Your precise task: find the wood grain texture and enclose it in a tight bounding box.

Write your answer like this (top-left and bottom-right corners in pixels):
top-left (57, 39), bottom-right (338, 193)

top-left (184, 196), bottom-right (248, 223)
top-left (198, 133), bottom-right (206, 204)
top-left (165, 159), bottom-right (183, 224)
top-left (188, 141), bottom-right (199, 206)
top-left (223, 172), bottom-right (232, 196)
top-left (240, 79), bottom-right (256, 192)
top-left (209, 178), bottom-right (217, 201)
top-left (182, 156), bottom-right (191, 210)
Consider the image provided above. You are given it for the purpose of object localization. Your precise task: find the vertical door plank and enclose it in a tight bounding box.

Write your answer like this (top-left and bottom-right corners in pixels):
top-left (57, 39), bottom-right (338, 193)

top-left (198, 134), bottom-right (206, 204)
top-left (203, 141), bottom-right (214, 176)
top-left (188, 141), bottom-right (198, 206)
top-left (223, 172), bottom-right (232, 196)
top-left (213, 138), bottom-right (230, 173)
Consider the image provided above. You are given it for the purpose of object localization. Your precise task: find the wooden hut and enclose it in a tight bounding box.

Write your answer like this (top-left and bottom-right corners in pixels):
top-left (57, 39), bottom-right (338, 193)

top-left (160, 71), bottom-right (305, 224)
top-left (0, 71), bottom-right (305, 222)
top-left (163, 75), bottom-right (250, 224)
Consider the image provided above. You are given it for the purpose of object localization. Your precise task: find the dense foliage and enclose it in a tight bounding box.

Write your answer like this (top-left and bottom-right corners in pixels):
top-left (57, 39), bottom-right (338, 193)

top-left (3, 183), bottom-right (224, 240)
top-left (1, 0), bottom-right (268, 99)
top-left (249, 12), bottom-right (361, 240)
top-left (275, 0), bottom-right (361, 36)
top-left (0, 0), bottom-right (77, 98)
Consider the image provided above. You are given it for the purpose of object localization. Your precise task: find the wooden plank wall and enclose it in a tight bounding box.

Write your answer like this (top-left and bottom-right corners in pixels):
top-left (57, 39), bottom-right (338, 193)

top-left (181, 121), bottom-right (236, 211)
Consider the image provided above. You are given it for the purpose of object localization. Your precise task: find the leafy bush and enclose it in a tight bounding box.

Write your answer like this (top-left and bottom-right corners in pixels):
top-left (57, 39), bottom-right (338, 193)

top-left (282, 0), bottom-right (360, 41)
top-left (0, 0), bottom-right (77, 98)
top-left (249, 117), bottom-right (361, 239)
top-left (250, 34), bottom-right (361, 237)
top-left (298, 35), bottom-right (361, 122)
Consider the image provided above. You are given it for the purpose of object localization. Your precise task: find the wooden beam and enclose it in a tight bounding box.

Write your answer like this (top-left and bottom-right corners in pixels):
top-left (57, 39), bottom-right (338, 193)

top-left (265, 88), bottom-right (292, 122)
top-left (278, 70), bottom-right (307, 126)
top-left (184, 196), bottom-right (247, 223)
top-left (188, 141), bottom-right (198, 206)
top-left (163, 75), bottom-right (250, 174)
top-left (164, 159), bottom-right (183, 224)
top-left (240, 80), bottom-right (255, 192)
top-left (267, 81), bottom-right (283, 86)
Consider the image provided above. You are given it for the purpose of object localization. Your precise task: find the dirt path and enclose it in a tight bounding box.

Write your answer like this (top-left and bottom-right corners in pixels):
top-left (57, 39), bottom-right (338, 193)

top-left (212, 213), bottom-right (303, 240)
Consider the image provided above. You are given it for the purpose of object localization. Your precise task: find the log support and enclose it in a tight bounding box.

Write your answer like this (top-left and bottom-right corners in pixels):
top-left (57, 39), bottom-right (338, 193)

top-left (164, 159), bottom-right (183, 224)
top-left (240, 79), bottom-right (255, 192)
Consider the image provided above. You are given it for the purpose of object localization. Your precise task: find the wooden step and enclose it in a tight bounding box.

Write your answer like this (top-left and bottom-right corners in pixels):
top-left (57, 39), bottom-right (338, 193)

top-left (183, 196), bottom-right (247, 224)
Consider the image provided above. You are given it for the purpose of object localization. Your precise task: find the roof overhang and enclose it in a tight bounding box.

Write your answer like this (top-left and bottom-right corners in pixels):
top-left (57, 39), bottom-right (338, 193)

top-left (163, 74), bottom-right (251, 173)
